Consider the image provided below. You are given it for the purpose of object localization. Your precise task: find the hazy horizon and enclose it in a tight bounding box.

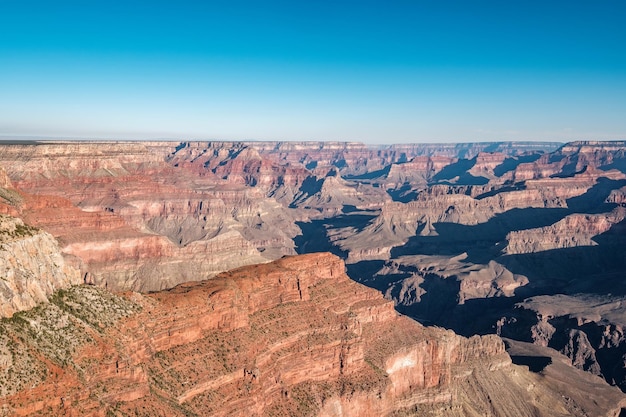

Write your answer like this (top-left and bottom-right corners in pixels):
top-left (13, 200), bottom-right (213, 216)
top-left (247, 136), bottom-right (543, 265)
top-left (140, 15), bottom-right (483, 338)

top-left (0, 134), bottom-right (573, 145)
top-left (1, 1), bottom-right (625, 144)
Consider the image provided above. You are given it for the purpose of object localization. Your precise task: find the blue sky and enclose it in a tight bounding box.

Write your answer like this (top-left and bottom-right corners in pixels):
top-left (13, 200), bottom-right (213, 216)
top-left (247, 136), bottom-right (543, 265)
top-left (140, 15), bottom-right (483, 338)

top-left (0, 0), bottom-right (624, 143)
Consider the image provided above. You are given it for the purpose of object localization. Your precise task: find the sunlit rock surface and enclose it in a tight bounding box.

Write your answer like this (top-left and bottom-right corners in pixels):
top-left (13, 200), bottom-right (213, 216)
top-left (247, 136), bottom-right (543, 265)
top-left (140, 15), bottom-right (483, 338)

top-left (1, 254), bottom-right (623, 416)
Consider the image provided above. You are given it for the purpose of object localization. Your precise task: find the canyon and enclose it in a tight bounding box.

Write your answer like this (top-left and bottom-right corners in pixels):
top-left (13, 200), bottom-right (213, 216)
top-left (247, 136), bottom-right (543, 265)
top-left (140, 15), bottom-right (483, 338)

top-left (0, 139), bottom-right (625, 415)
top-left (0, 253), bottom-right (623, 416)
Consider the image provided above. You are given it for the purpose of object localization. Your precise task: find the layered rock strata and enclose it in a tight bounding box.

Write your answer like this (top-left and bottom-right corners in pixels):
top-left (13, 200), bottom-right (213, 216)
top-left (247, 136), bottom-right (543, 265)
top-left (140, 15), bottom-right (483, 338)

top-left (0, 253), bottom-right (623, 416)
top-left (0, 140), bottom-right (567, 294)
top-left (0, 215), bottom-right (80, 318)
top-left (0, 139), bottom-right (625, 396)
top-left (500, 293), bottom-right (626, 385)
top-left (0, 142), bottom-right (301, 291)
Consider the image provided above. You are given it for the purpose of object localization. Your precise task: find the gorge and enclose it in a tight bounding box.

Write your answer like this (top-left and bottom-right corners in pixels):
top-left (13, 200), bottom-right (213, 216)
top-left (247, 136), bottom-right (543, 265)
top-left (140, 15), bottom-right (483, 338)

top-left (0, 139), bottom-right (625, 415)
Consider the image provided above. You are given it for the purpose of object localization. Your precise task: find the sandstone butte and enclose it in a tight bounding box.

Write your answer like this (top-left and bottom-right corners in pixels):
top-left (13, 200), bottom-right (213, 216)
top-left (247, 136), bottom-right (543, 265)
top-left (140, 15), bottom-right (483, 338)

top-left (0, 253), bottom-right (624, 417)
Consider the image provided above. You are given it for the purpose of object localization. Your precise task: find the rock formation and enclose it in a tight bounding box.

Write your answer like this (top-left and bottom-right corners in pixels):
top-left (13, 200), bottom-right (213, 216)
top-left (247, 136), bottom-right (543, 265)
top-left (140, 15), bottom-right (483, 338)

top-left (0, 139), bottom-right (562, 294)
top-left (0, 215), bottom-right (81, 318)
top-left (0, 142), bottom-right (302, 291)
top-left (0, 138), bottom-right (625, 401)
top-left (0, 253), bottom-right (623, 416)
top-left (289, 140), bottom-right (626, 393)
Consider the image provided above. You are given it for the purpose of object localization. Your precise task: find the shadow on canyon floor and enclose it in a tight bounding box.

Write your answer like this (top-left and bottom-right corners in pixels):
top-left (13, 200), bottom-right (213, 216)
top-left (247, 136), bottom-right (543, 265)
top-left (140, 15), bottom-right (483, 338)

top-left (391, 207), bottom-right (571, 264)
top-left (391, 178), bottom-right (626, 264)
top-left (387, 183), bottom-right (419, 203)
top-left (294, 212), bottom-right (377, 257)
top-left (432, 158), bottom-right (477, 183)
top-left (345, 239), bottom-right (626, 341)
top-left (509, 355), bottom-right (552, 373)
top-left (493, 153), bottom-right (543, 177)
top-left (297, 178), bottom-right (626, 336)
top-left (567, 177), bottom-right (626, 213)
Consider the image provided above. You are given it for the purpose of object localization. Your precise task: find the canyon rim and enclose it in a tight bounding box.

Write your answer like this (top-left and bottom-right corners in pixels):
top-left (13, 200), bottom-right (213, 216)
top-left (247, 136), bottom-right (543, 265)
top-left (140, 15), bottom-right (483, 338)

top-left (0, 139), bottom-right (625, 416)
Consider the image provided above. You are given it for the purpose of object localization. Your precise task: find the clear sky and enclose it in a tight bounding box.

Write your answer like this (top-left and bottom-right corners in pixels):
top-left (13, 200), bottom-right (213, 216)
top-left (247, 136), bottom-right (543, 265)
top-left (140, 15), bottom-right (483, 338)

top-left (0, 0), bottom-right (624, 144)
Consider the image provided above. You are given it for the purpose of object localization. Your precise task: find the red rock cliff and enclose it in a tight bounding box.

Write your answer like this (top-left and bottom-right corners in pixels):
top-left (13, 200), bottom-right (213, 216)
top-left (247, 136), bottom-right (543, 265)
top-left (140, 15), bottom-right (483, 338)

top-left (1, 253), bottom-right (622, 417)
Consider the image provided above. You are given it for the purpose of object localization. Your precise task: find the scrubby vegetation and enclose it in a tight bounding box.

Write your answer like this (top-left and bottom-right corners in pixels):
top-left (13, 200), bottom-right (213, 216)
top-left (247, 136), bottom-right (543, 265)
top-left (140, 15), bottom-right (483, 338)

top-left (0, 214), bottom-right (39, 243)
top-left (0, 285), bottom-right (141, 396)
top-left (50, 285), bottom-right (141, 330)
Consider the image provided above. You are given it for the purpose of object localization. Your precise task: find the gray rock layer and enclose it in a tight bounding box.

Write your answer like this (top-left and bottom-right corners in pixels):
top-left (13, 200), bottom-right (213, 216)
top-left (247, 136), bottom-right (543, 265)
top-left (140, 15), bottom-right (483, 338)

top-left (0, 215), bottom-right (81, 317)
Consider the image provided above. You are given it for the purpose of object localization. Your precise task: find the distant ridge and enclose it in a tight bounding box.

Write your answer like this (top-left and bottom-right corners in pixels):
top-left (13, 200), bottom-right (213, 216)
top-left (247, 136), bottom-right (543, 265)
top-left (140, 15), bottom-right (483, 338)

top-left (562, 140), bottom-right (626, 146)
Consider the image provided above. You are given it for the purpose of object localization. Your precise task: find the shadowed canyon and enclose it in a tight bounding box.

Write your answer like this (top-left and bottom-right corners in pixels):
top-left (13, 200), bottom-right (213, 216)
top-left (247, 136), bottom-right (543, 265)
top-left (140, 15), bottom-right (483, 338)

top-left (0, 139), bottom-right (625, 416)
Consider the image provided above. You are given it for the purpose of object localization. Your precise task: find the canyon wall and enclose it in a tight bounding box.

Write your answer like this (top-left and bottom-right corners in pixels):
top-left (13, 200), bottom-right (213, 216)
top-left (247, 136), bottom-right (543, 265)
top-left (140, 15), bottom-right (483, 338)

top-left (0, 215), bottom-right (81, 318)
top-left (0, 139), bottom-right (562, 294)
top-left (0, 139), bottom-right (625, 397)
top-left (0, 254), bottom-right (622, 416)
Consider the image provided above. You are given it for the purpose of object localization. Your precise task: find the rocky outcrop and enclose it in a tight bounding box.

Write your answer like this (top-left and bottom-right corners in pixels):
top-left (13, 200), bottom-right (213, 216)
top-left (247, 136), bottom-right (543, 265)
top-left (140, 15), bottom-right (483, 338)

top-left (0, 142), bottom-right (305, 292)
top-left (383, 155), bottom-right (455, 187)
top-left (503, 141), bottom-right (626, 182)
top-left (250, 140), bottom-right (561, 176)
top-left (504, 208), bottom-right (626, 254)
top-left (357, 254), bottom-right (528, 326)
top-left (558, 141), bottom-right (626, 173)
top-left (502, 294), bottom-right (626, 391)
top-left (0, 166), bottom-right (13, 189)
top-left (0, 215), bottom-right (81, 318)
top-left (0, 140), bottom-right (572, 294)
top-left (166, 142), bottom-right (311, 196)
top-left (0, 138), bottom-right (625, 398)
top-left (291, 170), bottom-right (390, 215)
top-left (0, 253), bottom-right (623, 416)
top-left (331, 172), bottom-right (607, 263)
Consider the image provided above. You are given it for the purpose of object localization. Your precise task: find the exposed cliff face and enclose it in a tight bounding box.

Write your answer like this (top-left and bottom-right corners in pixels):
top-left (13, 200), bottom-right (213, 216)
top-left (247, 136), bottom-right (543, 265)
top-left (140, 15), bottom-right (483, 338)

top-left (165, 142), bottom-right (311, 197)
top-left (0, 215), bottom-right (81, 318)
top-left (302, 141), bottom-right (626, 396)
top-left (0, 254), bottom-right (623, 416)
top-left (291, 171), bottom-right (390, 215)
top-left (0, 166), bottom-right (13, 189)
top-left (0, 142), bottom-right (306, 292)
top-left (349, 254), bottom-right (528, 330)
top-left (501, 294), bottom-right (626, 391)
top-left (248, 140), bottom-right (561, 176)
top-left (0, 140), bottom-right (566, 294)
top-left (0, 138), bottom-right (625, 398)
top-left (330, 171), bottom-right (610, 264)
top-left (382, 155), bottom-right (455, 188)
top-left (558, 141), bottom-right (626, 173)
top-left (504, 141), bottom-right (626, 182)
top-left (504, 208), bottom-right (626, 254)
